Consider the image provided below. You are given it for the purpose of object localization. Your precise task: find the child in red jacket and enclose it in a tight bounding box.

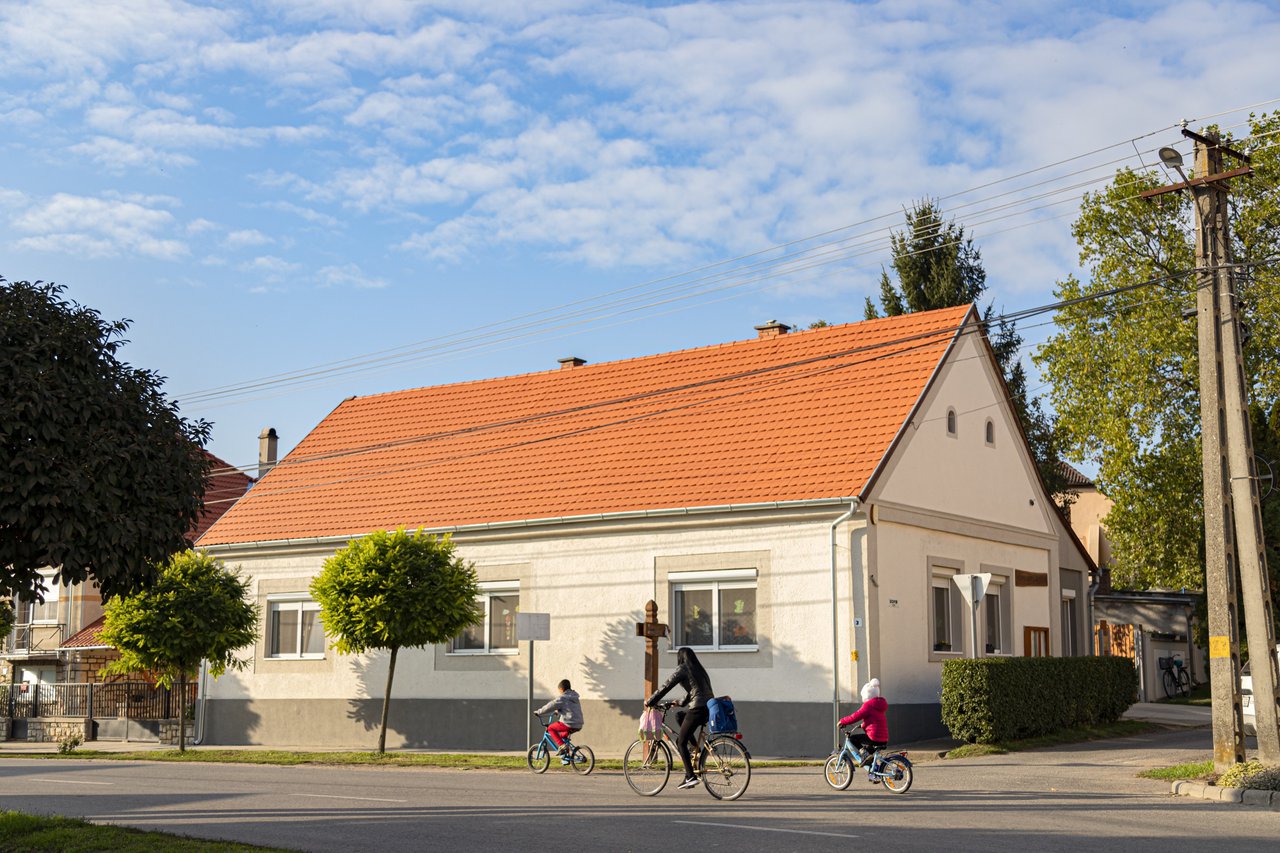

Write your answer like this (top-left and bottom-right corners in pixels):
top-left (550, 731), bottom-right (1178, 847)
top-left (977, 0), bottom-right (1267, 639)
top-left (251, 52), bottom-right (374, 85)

top-left (839, 678), bottom-right (888, 765)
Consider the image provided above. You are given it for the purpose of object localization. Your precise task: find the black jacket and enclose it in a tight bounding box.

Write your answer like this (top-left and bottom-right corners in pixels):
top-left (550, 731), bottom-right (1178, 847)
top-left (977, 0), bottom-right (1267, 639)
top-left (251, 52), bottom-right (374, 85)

top-left (647, 662), bottom-right (714, 710)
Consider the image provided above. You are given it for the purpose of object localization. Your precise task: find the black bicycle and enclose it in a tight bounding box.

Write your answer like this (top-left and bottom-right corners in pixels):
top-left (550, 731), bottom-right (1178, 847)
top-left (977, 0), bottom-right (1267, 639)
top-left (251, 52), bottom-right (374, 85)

top-left (622, 701), bottom-right (751, 800)
top-left (1162, 654), bottom-right (1192, 698)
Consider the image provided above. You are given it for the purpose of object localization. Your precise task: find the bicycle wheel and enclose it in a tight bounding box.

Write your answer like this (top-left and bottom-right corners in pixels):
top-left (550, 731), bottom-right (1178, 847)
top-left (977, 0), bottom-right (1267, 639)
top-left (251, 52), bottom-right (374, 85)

top-left (880, 755), bottom-right (913, 794)
top-left (1177, 668), bottom-right (1191, 697)
top-left (623, 739), bottom-right (671, 796)
top-left (1162, 669), bottom-right (1176, 699)
top-left (700, 737), bottom-right (751, 801)
top-left (570, 744), bottom-right (595, 775)
top-left (823, 752), bottom-right (854, 790)
top-left (526, 742), bottom-right (550, 774)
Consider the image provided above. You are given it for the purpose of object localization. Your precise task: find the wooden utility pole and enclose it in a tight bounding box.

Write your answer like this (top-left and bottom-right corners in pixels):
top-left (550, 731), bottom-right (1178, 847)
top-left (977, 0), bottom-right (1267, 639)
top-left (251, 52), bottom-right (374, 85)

top-left (1143, 128), bottom-right (1280, 768)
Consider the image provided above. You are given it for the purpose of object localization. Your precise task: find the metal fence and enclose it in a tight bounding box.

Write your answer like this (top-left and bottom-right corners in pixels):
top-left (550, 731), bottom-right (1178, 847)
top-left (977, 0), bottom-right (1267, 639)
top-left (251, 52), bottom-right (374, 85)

top-left (2, 681), bottom-right (196, 721)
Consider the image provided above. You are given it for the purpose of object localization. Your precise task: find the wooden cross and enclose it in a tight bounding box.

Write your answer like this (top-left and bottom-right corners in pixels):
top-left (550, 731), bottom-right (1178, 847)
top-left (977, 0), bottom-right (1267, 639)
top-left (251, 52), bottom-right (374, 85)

top-left (635, 599), bottom-right (669, 699)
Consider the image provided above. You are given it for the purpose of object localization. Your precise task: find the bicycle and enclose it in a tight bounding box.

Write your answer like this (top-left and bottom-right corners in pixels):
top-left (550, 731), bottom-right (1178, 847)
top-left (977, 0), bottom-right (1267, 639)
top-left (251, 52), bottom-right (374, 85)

top-left (527, 713), bottom-right (595, 775)
top-left (823, 724), bottom-right (913, 794)
top-left (622, 701), bottom-right (751, 800)
top-left (1162, 654), bottom-right (1192, 699)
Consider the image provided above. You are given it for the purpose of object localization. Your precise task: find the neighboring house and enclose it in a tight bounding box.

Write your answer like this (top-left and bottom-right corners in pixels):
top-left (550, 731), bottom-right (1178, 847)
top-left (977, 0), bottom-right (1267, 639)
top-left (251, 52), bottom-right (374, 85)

top-left (1061, 463), bottom-right (1203, 698)
top-left (2, 448), bottom-right (256, 688)
top-left (197, 305), bottom-right (1094, 756)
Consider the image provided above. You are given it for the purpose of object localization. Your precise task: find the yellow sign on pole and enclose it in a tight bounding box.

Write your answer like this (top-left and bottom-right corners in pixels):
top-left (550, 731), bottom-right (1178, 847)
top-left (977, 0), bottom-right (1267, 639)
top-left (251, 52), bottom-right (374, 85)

top-left (1209, 635), bottom-right (1231, 659)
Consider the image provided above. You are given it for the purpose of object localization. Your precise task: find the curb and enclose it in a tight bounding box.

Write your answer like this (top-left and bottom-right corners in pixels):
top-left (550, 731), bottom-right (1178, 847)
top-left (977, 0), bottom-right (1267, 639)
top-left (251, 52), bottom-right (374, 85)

top-left (1171, 780), bottom-right (1280, 808)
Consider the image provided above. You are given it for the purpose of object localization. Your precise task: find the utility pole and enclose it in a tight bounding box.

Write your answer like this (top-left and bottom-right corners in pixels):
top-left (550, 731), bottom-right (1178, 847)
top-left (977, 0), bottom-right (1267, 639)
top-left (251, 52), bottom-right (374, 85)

top-left (1143, 129), bottom-right (1260, 769)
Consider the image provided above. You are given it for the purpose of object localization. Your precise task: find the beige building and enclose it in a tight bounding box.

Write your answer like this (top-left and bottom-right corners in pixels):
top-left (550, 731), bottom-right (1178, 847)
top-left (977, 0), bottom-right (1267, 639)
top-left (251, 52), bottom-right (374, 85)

top-left (198, 305), bottom-right (1094, 756)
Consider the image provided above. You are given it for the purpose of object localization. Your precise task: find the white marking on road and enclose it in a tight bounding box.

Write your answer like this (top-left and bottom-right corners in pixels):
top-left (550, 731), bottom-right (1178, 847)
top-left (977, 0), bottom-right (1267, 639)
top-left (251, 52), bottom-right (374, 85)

top-left (295, 793), bottom-right (406, 803)
top-left (26, 778), bottom-right (113, 786)
top-left (675, 820), bottom-right (860, 839)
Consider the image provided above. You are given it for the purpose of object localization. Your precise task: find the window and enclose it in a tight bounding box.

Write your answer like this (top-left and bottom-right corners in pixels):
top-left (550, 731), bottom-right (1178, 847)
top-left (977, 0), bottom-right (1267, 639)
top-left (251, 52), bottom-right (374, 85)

top-left (267, 597), bottom-right (325, 658)
top-left (929, 564), bottom-right (966, 656)
top-left (1061, 589), bottom-right (1079, 656)
top-left (31, 573), bottom-right (60, 624)
top-left (670, 569), bottom-right (757, 651)
top-left (451, 583), bottom-right (519, 654)
top-left (985, 418), bottom-right (995, 445)
top-left (946, 408), bottom-right (957, 436)
top-left (983, 583), bottom-right (1011, 655)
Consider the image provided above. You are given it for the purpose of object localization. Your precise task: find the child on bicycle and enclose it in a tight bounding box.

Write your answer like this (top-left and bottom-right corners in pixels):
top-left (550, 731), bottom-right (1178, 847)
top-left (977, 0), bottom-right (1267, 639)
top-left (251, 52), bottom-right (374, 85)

top-left (645, 647), bottom-right (715, 790)
top-left (535, 679), bottom-right (583, 757)
top-left (839, 678), bottom-right (887, 765)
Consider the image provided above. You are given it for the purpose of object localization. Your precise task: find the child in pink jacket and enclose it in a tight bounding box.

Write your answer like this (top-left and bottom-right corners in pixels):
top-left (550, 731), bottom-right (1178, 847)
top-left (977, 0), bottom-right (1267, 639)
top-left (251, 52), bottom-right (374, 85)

top-left (838, 678), bottom-right (888, 765)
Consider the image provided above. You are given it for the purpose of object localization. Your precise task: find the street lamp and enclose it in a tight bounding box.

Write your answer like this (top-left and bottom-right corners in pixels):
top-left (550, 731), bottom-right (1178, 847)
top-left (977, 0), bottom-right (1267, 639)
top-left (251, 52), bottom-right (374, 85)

top-left (1158, 146), bottom-right (1189, 185)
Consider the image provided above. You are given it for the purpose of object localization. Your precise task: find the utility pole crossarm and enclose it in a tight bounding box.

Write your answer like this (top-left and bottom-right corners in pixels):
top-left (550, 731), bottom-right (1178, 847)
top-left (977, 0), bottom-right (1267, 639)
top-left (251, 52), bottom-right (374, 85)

top-left (1139, 166), bottom-right (1253, 200)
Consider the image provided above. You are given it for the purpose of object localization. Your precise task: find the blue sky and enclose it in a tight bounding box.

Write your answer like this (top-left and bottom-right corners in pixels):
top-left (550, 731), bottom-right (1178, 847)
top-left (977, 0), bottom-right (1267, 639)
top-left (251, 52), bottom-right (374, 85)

top-left (2, 0), bottom-right (1278, 474)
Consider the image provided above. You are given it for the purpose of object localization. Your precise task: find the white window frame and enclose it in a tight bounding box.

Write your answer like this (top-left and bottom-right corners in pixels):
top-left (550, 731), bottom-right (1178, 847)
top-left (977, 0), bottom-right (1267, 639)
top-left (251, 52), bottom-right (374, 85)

top-left (265, 594), bottom-right (326, 660)
top-left (1061, 588), bottom-right (1079, 657)
top-left (450, 581), bottom-right (520, 656)
top-left (30, 572), bottom-right (60, 624)
top-left (982, 579), bottom-right (1012, 656)
top-left (669, 569), bottom-right (758, 653)
top-left (929, 565), bottom-right (965, 658)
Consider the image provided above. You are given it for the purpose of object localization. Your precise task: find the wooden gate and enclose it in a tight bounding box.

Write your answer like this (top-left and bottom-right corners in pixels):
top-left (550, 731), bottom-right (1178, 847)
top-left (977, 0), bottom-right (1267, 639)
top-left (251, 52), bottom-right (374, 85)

top-left (1095, 619), bottom-right (1135, 659)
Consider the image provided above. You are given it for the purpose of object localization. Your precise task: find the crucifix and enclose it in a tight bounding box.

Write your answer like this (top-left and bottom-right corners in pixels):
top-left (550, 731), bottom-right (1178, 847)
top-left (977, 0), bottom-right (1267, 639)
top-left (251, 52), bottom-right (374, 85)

top-left (635, 599), bottom-right (669, 698)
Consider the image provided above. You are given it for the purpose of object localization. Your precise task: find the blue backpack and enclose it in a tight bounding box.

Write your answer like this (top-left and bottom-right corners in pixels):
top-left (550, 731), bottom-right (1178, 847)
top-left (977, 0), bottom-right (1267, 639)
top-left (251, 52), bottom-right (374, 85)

top-left (707, 696), bottom-right (738, 734)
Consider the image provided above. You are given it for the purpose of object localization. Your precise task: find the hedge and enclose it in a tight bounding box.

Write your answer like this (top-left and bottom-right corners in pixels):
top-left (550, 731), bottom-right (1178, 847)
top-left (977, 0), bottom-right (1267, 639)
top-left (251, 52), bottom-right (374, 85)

top-left (941, 656), bottom-right (1137, 743)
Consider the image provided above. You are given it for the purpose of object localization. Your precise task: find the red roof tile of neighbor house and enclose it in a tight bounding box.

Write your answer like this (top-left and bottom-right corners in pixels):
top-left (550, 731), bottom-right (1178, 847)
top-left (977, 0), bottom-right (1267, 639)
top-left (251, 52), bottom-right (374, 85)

top-left (60, 614), bottom-right (109, 649)
top-left (1058, 461), bottom-right (1095, 490)
top-left (198, 304), bottom-right (975, 547)
top-left (192, 449), bottom-right (255, 542)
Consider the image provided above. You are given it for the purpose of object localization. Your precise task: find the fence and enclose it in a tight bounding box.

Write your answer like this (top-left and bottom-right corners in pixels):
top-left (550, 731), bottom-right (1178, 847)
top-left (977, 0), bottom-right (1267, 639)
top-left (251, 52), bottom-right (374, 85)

top-left (1, 681), bottom-right (196, 721)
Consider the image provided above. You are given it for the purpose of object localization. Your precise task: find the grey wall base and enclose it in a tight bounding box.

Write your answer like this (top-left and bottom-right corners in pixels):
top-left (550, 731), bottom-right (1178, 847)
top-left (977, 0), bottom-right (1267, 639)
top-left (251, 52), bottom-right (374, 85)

top-left (202, 698), bottom-right (946, 757)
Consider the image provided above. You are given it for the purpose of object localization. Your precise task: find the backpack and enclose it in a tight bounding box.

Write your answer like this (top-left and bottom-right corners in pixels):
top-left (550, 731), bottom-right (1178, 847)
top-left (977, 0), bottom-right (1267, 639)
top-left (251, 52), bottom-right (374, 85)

top-left (707, 696), bottom-right (738, 735)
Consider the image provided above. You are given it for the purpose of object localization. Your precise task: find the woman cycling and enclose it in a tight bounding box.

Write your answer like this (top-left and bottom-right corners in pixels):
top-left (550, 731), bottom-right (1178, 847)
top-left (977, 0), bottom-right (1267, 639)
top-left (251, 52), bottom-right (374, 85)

top-left (645, 647), bottom-right (714, 789)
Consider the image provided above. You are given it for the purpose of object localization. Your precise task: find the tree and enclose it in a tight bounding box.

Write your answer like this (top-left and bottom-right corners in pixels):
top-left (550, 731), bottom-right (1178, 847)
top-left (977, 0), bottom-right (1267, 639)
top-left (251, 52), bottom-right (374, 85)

top-left (0, 279), bottom-right (211, 600)
top-left (864, 201), bottom-right (1073, 502)
top-left (310, 528), bottom-right (480, 754)
top-left (98, 550), bottom-right (258, 751)
top-left (1035, 112), bottom-right (1280, 590)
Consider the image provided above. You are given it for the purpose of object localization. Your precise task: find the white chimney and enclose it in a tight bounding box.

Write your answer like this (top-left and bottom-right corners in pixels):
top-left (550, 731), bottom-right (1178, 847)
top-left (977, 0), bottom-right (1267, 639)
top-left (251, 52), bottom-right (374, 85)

top-left (258, 427), bottom-right (278, 479)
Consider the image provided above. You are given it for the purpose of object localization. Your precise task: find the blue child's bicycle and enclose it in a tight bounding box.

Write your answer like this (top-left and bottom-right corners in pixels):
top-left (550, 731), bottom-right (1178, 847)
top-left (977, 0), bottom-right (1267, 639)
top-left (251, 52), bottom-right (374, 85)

top-left (823, 723), bottom-right (912, 793)
top-left (528, 714), bottom-right (595, 775)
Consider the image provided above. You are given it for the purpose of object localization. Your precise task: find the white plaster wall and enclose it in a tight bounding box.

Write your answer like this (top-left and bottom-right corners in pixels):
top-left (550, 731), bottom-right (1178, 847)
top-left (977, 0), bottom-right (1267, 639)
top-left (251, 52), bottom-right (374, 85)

top-left (207, 515), bottom-right (844, 707)
top-left (870, 520), bottom-right (1054, 705)
top-left (875, 332), bottom-right (1052, 535)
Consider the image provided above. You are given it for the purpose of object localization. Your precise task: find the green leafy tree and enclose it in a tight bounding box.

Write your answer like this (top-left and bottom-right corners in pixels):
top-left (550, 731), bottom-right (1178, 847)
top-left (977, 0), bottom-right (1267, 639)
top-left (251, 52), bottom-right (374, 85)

top-left (311, 529), bottom-right (480, 754)
top-left (0, 599), bottom-right (13, 643)
top-left (1035, 112), bottom-right (1280, 590)
top-left (0, 279), bottom-right (211, 600)
top-left (99, 550), bottom-right (258, 751)
top-left (864, 201), bottom-right (1073, 502)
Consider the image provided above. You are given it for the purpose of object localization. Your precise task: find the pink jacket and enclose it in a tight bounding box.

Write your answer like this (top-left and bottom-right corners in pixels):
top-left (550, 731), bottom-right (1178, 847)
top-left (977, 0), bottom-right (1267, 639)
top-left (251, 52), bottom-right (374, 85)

top-left (839, 696), bottom-right (888, 742)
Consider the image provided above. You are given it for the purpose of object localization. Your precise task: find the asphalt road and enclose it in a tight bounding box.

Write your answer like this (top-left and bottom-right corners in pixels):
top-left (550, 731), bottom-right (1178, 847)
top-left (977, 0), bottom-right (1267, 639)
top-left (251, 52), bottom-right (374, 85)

top-left (0, 727), bottom-right (1274, 852)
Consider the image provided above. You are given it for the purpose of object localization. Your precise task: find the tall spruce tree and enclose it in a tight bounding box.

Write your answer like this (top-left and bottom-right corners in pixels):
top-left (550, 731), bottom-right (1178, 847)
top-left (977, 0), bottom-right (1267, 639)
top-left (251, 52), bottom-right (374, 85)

top-left (865, 201), bottom-right (1072, 504)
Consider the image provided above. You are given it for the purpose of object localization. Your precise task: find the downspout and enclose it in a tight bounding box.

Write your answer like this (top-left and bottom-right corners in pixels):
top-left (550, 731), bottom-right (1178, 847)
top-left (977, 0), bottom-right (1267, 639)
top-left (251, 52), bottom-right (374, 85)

top-left (831, 497), bottom-right (860, 751)
top-left (1087, 569), bottom-right (1101, 656)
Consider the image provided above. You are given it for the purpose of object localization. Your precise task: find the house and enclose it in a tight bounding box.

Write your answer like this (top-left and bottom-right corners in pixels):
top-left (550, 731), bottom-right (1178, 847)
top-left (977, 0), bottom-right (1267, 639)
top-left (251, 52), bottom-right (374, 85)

top-left (197, 305), bottom-right (1094, 755)
top-left (1061, 463), bottom-right (1204, 699)
top-left (2, 448), bottom-right (255, 728)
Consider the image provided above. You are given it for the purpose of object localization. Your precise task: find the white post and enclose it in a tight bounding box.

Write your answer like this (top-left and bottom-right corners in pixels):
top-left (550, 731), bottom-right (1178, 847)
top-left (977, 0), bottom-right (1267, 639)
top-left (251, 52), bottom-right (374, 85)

top-left (970, 575), bottom-right (981, 660)
top-left (526, 639), bottom-right (534, 748)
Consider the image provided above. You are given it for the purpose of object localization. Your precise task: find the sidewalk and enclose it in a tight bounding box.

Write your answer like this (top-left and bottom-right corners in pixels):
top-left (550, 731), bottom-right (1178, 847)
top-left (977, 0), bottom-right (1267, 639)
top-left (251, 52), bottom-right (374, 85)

top-left (1123, 701), bottom-right (1211, 727)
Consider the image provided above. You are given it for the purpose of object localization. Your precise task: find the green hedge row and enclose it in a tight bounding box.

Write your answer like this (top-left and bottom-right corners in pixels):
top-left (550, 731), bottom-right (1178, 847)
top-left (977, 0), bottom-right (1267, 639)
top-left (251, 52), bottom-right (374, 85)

top-left (941, 656), bottom-right (1137, 743)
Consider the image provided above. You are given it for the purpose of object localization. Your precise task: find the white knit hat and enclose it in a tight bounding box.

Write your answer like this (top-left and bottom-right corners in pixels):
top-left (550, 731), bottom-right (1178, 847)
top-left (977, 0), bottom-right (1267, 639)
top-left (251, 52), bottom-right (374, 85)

top-left (860, 678), bottom-right (881, 701)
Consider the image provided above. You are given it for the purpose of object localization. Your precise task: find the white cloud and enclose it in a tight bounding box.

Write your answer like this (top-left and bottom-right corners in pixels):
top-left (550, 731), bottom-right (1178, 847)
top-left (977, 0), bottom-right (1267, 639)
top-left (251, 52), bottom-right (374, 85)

top-left (69, 136), bottom-right (197, 172)
top-left (318, 263), bottom-right (387, 289)
top-left (224, 229), bottom-right (274, 248)
top-left (186, 217), bottom-right (218, 235)
top-left (240, 255), bottom-right (301, 274)
top-left (11, 192), bottom-right (188, 260)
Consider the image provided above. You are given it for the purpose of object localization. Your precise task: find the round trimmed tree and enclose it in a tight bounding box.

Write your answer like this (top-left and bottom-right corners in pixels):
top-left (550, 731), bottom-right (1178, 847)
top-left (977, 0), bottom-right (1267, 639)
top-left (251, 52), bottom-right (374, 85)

top-left (311, 529), bottom-right (480, 754)
top-left (99, 550), bottom-right (258, 751)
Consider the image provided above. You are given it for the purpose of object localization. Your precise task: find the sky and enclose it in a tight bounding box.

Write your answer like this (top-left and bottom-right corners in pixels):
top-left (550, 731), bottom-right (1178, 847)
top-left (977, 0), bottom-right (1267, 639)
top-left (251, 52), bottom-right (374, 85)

top-left (2, 0), bottom-right (1278, 475)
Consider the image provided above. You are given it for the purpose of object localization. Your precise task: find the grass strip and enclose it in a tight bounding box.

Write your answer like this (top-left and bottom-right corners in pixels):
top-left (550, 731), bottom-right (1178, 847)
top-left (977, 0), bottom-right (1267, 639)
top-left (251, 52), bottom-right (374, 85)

top-left (944, 719), bottom-right (1160, 759)
top-left (5, 749), bottom-right (820, 770)
top-left (1155, 683), bottom-right (1213, 706)
top-left (0, 811), bottom-right (292, 853)
top-left (1137, 760), bottom-right (1215, 781)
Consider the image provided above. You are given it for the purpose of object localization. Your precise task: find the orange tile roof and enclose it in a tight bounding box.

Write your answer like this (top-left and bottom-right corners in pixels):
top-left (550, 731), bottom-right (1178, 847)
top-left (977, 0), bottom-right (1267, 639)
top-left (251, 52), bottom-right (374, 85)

top-left (198, 305), bottom-right (973, 546)
top-left (60, 614), bottom-right (109, 649)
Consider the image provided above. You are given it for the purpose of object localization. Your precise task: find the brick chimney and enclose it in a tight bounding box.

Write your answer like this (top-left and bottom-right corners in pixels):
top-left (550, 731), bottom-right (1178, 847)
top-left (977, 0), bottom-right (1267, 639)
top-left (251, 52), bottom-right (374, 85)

top-left (258, 427), bottom-right (278, 480)
top-left (558, 357), bottom-right (587, 370)
top-left (754, 320), bottom-right (791, 340)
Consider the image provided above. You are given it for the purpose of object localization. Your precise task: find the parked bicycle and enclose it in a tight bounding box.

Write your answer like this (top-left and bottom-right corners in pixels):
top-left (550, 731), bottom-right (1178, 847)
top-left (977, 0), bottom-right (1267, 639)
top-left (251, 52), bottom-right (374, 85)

top-left (823, 723), bottom-right (913, 793)
top-left (1162, 654), bottom-right (1192, 699)
top-left (527, 713), bottom-right (595, 775)
top-left (622, 700), bottom-right (751, 800)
